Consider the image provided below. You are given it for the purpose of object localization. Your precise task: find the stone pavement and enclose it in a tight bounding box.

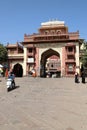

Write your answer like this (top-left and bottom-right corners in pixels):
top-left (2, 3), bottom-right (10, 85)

top-left (0, 76), bottom-right (87, 130)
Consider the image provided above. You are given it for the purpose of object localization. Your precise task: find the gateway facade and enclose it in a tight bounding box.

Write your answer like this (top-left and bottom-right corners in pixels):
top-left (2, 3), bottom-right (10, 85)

top-left (7, 20), bottom-right (82, 77)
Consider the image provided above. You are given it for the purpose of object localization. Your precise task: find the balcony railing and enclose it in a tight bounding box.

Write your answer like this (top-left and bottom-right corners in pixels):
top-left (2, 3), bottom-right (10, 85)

top-left (24, 33), bottom-right (69, 42)
top-left (27, 52), bottom-right (34, 56)
top-left (65, 59), bottom-right (75, 63)
top-left (8, 53), bottom-right (24, 59)
top-left (34, 34), bottom-right (69, 41)
top-left (66, 51), bottom-right (75, 55)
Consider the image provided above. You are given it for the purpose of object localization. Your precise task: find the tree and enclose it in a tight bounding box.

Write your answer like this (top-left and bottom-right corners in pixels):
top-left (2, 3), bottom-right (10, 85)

top-left (0, 43), bottom-right (8, 64)
top-left (80, 40), bottom-right (87, 67)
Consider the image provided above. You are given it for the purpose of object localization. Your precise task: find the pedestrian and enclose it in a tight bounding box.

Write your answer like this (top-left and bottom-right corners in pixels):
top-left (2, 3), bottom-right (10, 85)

top-left (32, 68), bottom-right (37, 77)
top-left (81, 71), bottom-right (85, 83)
top-left (5, 68), bottom-right (8, 79)
top-left (75, 72), bottom-right (79, 83)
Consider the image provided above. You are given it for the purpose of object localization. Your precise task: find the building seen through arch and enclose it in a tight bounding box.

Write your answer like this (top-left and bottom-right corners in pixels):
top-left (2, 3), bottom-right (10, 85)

top-left (40, 49), bottom-right (61, 77)
top-left (6, 20), bottom-right (83, 77)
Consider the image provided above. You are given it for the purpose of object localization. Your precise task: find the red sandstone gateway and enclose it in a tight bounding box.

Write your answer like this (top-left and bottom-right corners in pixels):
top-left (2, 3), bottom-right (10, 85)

top-left (6, 20), bottom-right (83, 77)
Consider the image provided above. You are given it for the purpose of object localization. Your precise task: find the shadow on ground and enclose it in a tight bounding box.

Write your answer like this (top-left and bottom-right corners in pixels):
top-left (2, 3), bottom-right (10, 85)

top-left (7, 85), bottom-right (20, 92)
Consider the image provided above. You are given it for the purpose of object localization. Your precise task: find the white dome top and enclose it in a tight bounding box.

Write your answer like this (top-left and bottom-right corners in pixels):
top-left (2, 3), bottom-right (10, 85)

top-left (41, 20), bottom-right (65, 26)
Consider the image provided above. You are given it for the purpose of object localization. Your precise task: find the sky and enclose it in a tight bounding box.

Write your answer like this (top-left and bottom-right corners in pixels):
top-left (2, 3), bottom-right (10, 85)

top-left (0, 0), bottom-right (87, 45)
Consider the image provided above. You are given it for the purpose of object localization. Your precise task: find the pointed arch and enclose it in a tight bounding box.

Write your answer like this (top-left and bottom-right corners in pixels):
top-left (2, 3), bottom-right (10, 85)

top-left (40, 49), bottom-right (60, 77)
top-left (41, 48), bottom-right (60, 62)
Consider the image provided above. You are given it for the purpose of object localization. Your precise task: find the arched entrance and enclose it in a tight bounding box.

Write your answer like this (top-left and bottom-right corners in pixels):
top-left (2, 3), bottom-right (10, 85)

top-left (40, 49), bottom-right (61, 77)
top-left (13, 63), bottom-right (23, 77)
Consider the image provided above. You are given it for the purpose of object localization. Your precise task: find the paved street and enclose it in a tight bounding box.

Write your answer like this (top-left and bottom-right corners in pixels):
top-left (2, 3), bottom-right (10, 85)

top-left (0, 76), bottom-right (87, 130)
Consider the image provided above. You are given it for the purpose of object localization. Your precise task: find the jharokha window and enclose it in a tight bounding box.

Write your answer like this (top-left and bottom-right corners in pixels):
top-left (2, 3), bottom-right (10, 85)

top-left (56, 30), bottom-right (61, 34)
top-left (28, 48), bottom-right (33, 53)
top-left (68, 64), bottom-right (73, 71)
top-left (45, 30), bottom-right (49, 35)
top-left (51, 30), bottom-right (55, 34)
top-left (68, 47), bottom-right (73, 52)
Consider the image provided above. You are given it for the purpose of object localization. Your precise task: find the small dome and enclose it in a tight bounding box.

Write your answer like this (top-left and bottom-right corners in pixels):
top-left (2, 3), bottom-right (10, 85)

top-left (41, 20), bottom-right (65, 26)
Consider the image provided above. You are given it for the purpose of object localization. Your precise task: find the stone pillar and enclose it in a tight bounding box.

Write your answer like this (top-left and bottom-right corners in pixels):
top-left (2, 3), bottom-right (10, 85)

top-left (23, 47), bottom-right (27, 76)
top-left (75, 43), bottom-right (80, 73)
top-left (35, 48), bottom-right (40, 76)
top-left (61, 47), bottom-right (66, 77)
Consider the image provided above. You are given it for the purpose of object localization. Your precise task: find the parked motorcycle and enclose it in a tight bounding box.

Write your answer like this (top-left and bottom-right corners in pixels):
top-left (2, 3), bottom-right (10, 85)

top-left (6, 78), bottom-right (15, 91)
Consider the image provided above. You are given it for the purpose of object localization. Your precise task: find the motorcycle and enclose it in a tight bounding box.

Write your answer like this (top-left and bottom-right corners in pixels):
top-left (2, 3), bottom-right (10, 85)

top-left (6, 78), bottom-right (15, 92)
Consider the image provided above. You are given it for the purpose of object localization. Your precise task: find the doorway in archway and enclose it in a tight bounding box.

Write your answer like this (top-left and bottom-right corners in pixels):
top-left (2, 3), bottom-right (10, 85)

top-left (13, 63), bottom-right (23, 77)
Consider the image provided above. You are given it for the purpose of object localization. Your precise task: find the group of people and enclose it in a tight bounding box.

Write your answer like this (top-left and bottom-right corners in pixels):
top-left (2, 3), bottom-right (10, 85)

top-left (75, 71), bottom-right (85, 83)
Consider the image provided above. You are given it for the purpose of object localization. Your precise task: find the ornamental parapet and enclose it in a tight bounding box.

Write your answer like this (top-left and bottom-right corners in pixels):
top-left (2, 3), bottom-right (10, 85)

top-left (69, 32), bottom-right (79, 39)
top-left (24, 32), bottom-right (79, 42)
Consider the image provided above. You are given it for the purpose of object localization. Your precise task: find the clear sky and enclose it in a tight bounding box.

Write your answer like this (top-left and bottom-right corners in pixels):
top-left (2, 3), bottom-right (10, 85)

top-left (0, 0), bottom-right (87, 45)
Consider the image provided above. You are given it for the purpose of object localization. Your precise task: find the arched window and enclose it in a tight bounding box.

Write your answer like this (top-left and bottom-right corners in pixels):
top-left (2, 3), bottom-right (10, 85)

top-left (56, 30), bottom-right (61, 34)
top-left (51, 30), bottom-right (55, 34)
top-left (45, 30), bottom-right (49, 35)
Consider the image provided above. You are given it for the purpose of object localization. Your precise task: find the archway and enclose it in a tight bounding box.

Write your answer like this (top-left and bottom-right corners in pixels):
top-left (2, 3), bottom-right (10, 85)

top-left (13, 63), bottom-right (23, 77)
top-left (40, 49), bottom-right (61, 77)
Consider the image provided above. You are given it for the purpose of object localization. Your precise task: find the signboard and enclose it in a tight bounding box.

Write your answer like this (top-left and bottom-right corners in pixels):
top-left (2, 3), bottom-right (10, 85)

top-left (28, 58), bottom-right (34, 63)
